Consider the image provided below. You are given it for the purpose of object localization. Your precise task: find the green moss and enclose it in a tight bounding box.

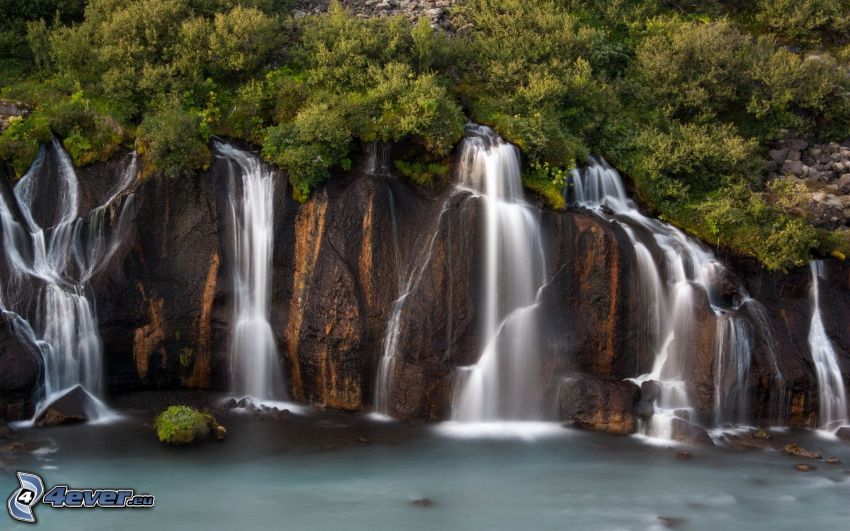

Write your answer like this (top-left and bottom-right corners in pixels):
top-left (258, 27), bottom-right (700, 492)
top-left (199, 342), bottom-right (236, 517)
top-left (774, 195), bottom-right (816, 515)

top-left (154, 405), bottom-right (217, 445)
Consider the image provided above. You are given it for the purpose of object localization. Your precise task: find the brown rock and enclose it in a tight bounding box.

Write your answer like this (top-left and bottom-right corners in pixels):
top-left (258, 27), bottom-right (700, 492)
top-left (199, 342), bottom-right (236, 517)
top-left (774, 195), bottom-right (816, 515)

top-left (35, 385), bottom-right (97, 427)
top-left (795, 463), bottom-right (815, 472)
top-left (671, 418), bottom-right (715, 446)
top-left (658, 516), bottom-right (688, 529)
top-left (411, 498), bottom-right (434, 508)
top-left (559, 375), bottom-right (640, 435)
top-left (782, 443), bottom-right (821, 459)
top-left (826, 457), bottom-right (841, 465)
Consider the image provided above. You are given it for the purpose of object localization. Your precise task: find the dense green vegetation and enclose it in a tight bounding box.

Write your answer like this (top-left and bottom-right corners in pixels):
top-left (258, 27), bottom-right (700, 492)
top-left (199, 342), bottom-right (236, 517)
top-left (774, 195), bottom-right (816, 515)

top-left (154, 405), bottom-right (222, 445)
top-left (1, 0), bottom-right (849, 269)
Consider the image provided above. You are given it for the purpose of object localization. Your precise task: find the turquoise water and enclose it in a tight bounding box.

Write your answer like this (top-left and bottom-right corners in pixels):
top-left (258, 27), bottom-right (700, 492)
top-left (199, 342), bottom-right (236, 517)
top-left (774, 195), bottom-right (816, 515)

top-left (2, 411), bottom-right (850, 530)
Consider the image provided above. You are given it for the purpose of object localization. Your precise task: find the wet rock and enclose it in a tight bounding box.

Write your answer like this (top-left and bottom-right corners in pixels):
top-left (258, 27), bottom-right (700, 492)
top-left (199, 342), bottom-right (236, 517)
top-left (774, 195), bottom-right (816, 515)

top-left (676, 450), bottom-right (694, 460)
top-left (673, 409), bottom-right (691, 421)
top-left (826, 457), bottom-right (841, 465)
top-left (0, 439), bottom-right (43, 454)
top-left (223, 398), bottom-right (238, 409)
top-left (671, 418), bottom-right (715, 446)
top-left (754, 428), bottom-right (771, 440)
top-left (35, 385), bottom-right (97, 427)
top-left (640, 380), bottom-right (662, 403)
top-left (658, 516), bottom-right (688, 529)
top-left (635, 401), bottom-right (655, 419)
top-left (795, 463), bottom-right (815, 472)
top-left (836, 427), bottom-right (850, 441)
top-left (782, 443), bottom-right (821, 459)
top-left (0, 419), bottom-right (13, 439)
top-left (0, 313), bottom-right (43, 392)
top-left (558, 375), bottom-right (640, 435)
top-left (213, 424), bottom-right (226, 441)
top-left (411, 498), bottom-right (434, 508)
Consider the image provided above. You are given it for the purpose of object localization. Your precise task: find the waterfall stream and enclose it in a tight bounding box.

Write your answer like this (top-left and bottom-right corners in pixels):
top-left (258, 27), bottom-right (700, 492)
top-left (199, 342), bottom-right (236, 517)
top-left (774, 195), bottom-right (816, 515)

top-left (0, 139), bottom-right (137, 420)
top-left (451, 125), bottom-right (547, 421)
top-left (808, 260), bottom-right (849, 430)
top-left (215, 141), bottom-right (283, 401)
top-left (572, 158), bottom-right (778, 436)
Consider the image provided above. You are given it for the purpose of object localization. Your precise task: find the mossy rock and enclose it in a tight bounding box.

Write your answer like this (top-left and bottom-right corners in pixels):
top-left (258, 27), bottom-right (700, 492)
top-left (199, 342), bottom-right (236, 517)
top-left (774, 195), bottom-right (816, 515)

top-left (154, 405), bottom-right (224, 445)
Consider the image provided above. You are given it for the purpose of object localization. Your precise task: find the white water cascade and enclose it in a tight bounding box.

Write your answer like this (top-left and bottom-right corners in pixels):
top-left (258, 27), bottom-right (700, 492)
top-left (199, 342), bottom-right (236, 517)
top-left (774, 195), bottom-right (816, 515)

top-left (572, 158), bottom-right (776, 436)
top-left (215, 141), bottom-right (283, 401)
top-left (451, 125), bottom-right (547, 421)
top-left (0, 139), bottom-right (137, 419)
top-left (808, 260), bottom-right (848, 430)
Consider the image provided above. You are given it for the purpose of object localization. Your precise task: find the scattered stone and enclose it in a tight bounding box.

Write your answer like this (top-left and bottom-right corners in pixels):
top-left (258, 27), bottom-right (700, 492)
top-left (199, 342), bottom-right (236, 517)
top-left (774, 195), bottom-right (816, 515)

top-left (671, 418), bottom-right (715, 446)
top-left (35, 385), bottom-right (97, 427)
top-left (783, 443), bottom-right (821, 459)
top-left (826, 457), bottom-right (841, 465)
top-left (356, 436), bottom-right (370, 444)
top-left (795, 463), bottom-right (815, 472)
top-left (676, 450), bottom-right (694, 460)
top-left (658, 516), bottom-right (688, 529)
top-left (411, 498), bottom-right (434, 508)
top-left (214, 424), bottom-right (227, 441)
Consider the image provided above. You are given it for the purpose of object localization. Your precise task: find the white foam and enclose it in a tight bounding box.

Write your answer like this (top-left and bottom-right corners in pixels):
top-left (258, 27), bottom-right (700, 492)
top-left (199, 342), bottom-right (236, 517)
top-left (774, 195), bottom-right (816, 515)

top-left (434, 421), bottom-right (568, 441)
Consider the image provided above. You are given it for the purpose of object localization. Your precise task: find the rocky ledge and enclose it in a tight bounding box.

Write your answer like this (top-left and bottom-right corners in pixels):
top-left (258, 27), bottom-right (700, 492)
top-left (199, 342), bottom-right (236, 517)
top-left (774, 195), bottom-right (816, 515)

top-left (768, 136), bottom-right (850, 229)
top-left (293, 0), bottom-right (457, 28)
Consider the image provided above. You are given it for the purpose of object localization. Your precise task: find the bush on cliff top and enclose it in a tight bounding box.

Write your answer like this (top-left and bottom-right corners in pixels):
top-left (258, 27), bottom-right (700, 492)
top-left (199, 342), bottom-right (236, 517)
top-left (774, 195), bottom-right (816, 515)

top-left (3, 0), bottom-right (850, 269)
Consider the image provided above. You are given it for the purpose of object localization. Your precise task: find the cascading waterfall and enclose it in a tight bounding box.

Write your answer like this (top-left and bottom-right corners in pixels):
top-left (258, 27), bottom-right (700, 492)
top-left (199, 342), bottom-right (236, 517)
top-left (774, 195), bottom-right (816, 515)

top-left (365, 142), bottom-right (391, 177)
top-left (451, 125), bottom-right (547, 421)
top-left (215, 141), bottom-right (283, 401)
top-left (572, 158), bottom-right (775, 436)
top-left (0, 139), bottom-right (138, 418)
top-left (808, 260), bottom-right (848, 430)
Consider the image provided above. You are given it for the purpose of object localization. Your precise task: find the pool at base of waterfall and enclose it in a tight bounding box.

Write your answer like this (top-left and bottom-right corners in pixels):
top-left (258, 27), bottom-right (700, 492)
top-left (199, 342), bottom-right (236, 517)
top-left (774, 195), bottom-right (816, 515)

top-left (2, 393), bottom-right (849, 531)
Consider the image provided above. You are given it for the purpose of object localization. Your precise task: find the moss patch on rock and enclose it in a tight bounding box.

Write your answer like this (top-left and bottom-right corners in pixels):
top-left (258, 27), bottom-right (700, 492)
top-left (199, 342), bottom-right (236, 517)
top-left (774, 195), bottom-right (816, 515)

top-left (154, 405), bottom-right (224, 445)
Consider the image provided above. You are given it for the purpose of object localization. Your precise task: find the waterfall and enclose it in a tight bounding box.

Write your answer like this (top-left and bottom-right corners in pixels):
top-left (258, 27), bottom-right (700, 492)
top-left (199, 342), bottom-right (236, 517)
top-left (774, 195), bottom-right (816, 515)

top-left (0, 139), bottom-right (137, 419)
top-left (572, 158), bottom-right (773, 434)
top-left (365, 142), bottom-right (391, 176)
top-left (451, 124), bottom-right (547, 421)
top-left (215, 141), bottom-right (283, 401)
top-left (808, 260), bottom-right (848, 430)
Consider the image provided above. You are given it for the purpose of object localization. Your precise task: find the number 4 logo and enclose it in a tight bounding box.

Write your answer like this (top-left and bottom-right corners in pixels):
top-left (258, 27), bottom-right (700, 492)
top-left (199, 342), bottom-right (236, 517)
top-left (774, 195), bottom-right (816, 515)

top-left (7, 472), bottom-right (45, 524)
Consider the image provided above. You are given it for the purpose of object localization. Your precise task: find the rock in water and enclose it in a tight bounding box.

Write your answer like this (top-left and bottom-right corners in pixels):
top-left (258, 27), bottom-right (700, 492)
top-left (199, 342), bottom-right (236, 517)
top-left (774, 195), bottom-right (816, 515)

top-left (411, 498), bottom-right (434, 508)
top-left (782, 443), bottom-right (821, 459)
top-left (795, 463), bottom-right (815, 472)
top-left (35, 385), bottom-right (98, 427)
top-left (559, 375), bottom-right (640, 435)
top-left (670, 419), bottom-right (715, 446)
top-left (836, 427), bottom-right (850, 442)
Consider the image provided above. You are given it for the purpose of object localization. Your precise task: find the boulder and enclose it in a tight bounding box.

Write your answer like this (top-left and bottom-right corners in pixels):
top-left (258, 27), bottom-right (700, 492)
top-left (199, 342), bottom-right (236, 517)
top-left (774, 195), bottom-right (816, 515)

top-left (35, 386), bottom-right (98, 427)
top-left (640, 380), bottom-right (662, 403)
top-left (559, 375), bottom-right (640, 435)
top-left (670, 418), bottom-right (714, 446)
top-left (836, 427), bottom-right (850, 442)
top-left (0, 313), bottom-right (43, 391)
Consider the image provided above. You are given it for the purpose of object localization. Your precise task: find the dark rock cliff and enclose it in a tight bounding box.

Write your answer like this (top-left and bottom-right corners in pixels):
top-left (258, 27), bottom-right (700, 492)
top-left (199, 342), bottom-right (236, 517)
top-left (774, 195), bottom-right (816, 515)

top-left (1, 143), bottom-right (848, 429)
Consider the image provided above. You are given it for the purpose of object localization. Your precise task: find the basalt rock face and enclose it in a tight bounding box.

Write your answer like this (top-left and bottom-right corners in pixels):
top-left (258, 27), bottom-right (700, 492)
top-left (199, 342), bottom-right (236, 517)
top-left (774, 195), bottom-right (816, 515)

top-left (0, 313), bottom-right (43, 419)
top-left (6, 142), bottom-right (849, 429)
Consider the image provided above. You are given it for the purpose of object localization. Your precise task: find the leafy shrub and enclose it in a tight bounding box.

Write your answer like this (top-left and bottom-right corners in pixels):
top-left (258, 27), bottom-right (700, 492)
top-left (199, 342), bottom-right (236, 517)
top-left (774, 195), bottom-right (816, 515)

top-left (394, 160), bottom-right (448, 187)
top-left (136, 102), bottom-right (210, 179)
top-left (154, 405), bottom-right (215, 445)
top-left (262, 102), bottom-right (352, 202)
top-left (0, 113), bottom-right (51, 178)
top-left (756, 0), bottom-right (850, 48)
